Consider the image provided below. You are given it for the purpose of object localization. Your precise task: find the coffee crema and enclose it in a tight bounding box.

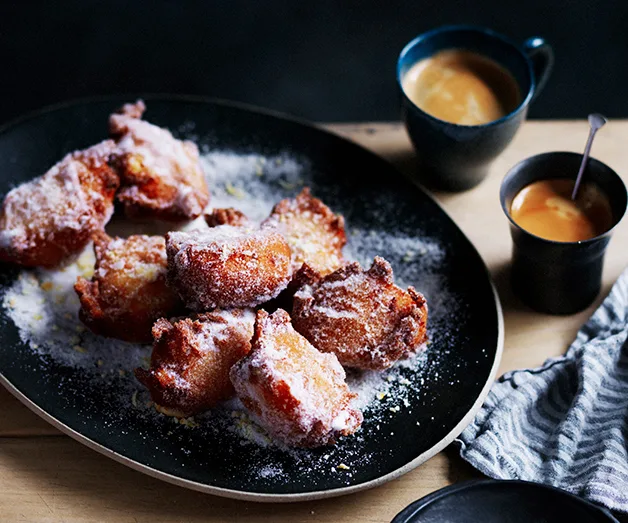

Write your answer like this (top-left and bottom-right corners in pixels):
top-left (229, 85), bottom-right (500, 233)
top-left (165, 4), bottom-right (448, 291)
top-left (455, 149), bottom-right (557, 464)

top-left (402, 49), bottom-right (521, 126)
top-left (510, 178), bottom-right (613, 242)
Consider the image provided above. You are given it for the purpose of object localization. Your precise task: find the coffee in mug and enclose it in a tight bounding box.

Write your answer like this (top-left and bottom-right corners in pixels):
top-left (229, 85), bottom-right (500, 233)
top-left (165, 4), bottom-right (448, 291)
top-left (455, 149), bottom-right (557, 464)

top-left (402, 49), bottom-right (521, 126)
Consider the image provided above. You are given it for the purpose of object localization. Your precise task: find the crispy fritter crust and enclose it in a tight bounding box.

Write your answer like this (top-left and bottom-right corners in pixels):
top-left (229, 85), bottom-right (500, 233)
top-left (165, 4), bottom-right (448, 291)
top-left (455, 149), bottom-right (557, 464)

top-left (262, 188), bottom-right (346, 275)
top-left (204, 207), bottom-right (249, 228)
top-left (135, 309), bottom-right (255, 417)
top-left (230, 309), bottom-right (362, 448)
top-left (74, 232), bottom-right (182, 343)
top-left (0, 141), bottom-right (119, 268)
top-left (109, 100), bottom-right (210, 221)
top-left (291, 256), bottom-right (428, 370)
top-left (166, 225), bottom-right (292, 311)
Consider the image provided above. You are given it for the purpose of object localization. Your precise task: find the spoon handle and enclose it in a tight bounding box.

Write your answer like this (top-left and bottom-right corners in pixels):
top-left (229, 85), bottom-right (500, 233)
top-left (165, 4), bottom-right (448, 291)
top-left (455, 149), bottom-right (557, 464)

top-left (571, 128), bottom-right (599, 200)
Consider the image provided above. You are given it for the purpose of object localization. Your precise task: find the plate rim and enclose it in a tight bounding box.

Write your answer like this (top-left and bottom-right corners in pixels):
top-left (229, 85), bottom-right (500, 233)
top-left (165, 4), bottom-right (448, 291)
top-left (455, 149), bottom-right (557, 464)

top-left (391, 479), bottom-right (620, 522)
top-left (0, 95), bottom-right (504, 502)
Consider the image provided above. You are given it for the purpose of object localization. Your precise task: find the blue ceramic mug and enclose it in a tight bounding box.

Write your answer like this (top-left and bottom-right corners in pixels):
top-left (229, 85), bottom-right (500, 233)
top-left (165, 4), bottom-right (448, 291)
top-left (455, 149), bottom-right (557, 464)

top-left (397, 25), bottom-right (553, 191)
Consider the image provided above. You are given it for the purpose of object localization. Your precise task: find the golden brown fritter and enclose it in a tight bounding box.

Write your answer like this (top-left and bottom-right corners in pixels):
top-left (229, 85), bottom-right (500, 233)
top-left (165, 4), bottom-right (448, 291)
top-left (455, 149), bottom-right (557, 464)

top-left (204, 207), bottom-right (249, 228)
top-left (74, 232), bottom-right (182, 343)
top-left (0, 141), bottom-right (119, 268)
top-left (262, 188), bottom-right (346, 275)
top-left (109, 100), bottom-right (210, 221)
top-left (230, 309), bottom-right (362, 448)
top-left (166, 225), bottom-right (292, 311)
top-left (291, 256), bottom-right (428, 370)
top-left (135, 309), bottom-right (255, 417)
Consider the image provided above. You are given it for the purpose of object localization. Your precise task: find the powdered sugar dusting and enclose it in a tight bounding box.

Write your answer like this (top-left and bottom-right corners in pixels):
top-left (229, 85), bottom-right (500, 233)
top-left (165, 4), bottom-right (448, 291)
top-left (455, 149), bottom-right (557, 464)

top-left (230, 309), bottom-right (361, 447)
top-left (111, 101), bottom-right (209, 220)
top-left (1, 145), bottom-right (464, 484)
top-left (200, 151), bottom-right (308, 222)
top-left (166, 226), bottom-right (292, 310)
top-left (0, 140), bottom-right (118, 265)
top-left (3, 248), bottom-right (149, 374)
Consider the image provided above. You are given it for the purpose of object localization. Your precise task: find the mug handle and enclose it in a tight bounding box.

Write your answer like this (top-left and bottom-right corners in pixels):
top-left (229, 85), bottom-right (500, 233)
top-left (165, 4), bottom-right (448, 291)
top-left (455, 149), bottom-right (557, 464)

top-left (523, 37), bottom-right (554, 101)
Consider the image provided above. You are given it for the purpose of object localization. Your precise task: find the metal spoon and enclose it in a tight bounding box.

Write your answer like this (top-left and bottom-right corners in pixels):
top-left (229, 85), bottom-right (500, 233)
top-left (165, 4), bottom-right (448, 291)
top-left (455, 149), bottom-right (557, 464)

top-left (572, 113), bottom-right (607, 200)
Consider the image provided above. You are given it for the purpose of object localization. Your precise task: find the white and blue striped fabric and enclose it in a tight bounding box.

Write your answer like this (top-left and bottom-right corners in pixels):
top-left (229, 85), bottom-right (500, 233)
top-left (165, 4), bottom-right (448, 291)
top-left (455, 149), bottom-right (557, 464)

top-left (457, 267), bottom-right (628, 513)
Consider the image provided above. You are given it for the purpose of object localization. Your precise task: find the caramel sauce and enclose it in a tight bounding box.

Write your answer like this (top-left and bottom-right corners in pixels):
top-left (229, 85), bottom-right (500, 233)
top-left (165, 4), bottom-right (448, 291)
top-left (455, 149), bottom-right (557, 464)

top-left (402, 49), bottom-right (521, 126)
top-left (510, 179), bottom-right (613, 242)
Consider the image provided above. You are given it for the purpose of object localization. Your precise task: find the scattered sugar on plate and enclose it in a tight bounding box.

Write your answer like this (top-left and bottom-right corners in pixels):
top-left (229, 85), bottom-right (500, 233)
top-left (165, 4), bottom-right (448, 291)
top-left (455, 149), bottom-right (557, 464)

top-left (200, 151), bottom-right (308, 222)
top-left (1, 146), bottom-right (463, 481)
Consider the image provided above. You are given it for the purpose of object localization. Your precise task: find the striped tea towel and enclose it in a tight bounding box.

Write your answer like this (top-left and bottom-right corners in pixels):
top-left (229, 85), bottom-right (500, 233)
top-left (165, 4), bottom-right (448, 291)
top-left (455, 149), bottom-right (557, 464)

top-left (457, 267), bottom-right (628, 513)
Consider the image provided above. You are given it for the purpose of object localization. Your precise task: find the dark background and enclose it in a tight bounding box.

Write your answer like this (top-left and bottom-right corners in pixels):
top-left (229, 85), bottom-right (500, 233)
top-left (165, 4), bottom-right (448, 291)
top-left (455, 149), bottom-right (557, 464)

top-left (1, 0), bottom-right (626, 125)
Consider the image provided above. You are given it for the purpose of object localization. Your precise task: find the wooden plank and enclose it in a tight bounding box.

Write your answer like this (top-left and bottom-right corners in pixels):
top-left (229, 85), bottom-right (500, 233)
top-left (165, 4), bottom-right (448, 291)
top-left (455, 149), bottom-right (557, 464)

top-left (5, 436), bottom-right (621, 523)
top-left (0, 387), bottom-right (60, 437)
top-left (0, 437), bottom-right (478, 523)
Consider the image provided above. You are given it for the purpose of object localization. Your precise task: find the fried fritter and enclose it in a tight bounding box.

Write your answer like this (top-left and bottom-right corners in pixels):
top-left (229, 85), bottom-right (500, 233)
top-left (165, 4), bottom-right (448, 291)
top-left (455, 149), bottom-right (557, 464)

top-left (230, 309), bottom-right (362, 447)
top-left (291, 256), bottom-right (428, 370)
top-left (166, 225), bottom-right (292, 311)
top-left (0, 141), bottom-right (119, 268)
top-left (109, 100), bottom-right (210, 221)
top-left (74, 232), bottom-right (182, 343)
top-left (204, 207), bottom-right (249, 228)
top-left (262, 188), bottom-right (346, 275)
top-left (135, 309), bottom-right (255, 417)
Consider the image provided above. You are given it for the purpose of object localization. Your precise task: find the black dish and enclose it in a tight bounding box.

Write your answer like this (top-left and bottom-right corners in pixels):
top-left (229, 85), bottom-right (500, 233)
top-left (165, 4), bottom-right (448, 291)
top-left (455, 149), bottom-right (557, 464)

top-left (392, 479), bottom-right (619, 522)
top-left (0, 96), bottom-right (503, 501)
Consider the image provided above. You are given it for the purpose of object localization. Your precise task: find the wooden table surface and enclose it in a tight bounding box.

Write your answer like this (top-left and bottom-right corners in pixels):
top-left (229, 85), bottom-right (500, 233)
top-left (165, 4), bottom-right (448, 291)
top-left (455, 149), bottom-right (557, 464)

top-left (2, 121), bottom-right (627, 522)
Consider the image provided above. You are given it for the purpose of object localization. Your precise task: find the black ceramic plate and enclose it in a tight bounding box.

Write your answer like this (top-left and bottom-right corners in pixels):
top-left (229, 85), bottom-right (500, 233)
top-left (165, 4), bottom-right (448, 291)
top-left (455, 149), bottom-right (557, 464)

top-left (0, 96), bottom-right (503, 501)
top-left (392, 480), bottom-right (620, 522)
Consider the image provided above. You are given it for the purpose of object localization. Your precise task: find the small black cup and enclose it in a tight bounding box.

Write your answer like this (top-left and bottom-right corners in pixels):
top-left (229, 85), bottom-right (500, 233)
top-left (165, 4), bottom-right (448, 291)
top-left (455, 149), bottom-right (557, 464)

top-left (500, 152), bottom-right (627, 315)
top-left (397, 25), bottom-right (553, 191)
